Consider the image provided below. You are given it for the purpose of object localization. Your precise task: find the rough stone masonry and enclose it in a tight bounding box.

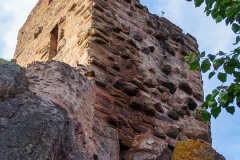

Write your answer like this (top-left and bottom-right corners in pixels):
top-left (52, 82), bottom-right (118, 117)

top-left (7, 0), bottom-right (225, 159)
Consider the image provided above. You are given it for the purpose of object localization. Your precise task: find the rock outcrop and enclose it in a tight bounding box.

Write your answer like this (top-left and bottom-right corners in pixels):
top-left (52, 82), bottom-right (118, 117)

top-left (0, 59), bottom-right (225, 159)
top-left (171, 139), bottom-right (226, 160)
top-left (0, 59), bottom-right (119, 160)
top-left (0, 59), bottom-right (84, 159)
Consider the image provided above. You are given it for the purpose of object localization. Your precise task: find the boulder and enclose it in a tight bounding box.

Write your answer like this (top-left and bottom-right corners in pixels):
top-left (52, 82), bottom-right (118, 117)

top-left (171, 139), bottom-right (226, 160)
top-left (0, 59), bottom-right (28, 100)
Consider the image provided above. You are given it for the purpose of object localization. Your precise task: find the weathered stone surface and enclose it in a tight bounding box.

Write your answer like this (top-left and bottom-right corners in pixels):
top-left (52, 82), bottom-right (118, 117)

top-left (157, 148), bottom-right (172, 160)
top-left (156, 86), bottom-right (170, 93)
top-left (161, 92), bottom-right (169, 102)
top-left (0, 60), bottom-right (121, 160)
top-left (155, 112), bottom-right (174, 124)
top-left (10, 0), bottom-right (216, 158)
top-left (0, 92), bottom-right (86, 160)
top-left (0, 60), bottom-right (88, 159)
top-left (193, 92), bottom-right (204, 101)
top-left (177, 117), bottom-right (211, 143)
top-left (166, 126), bottom-right (180, 139)
top-left (129, 96), bottom-right (144, 111)
top-left (177, 132), bottom-right (188, 141)
top-left (153, 102), bottom-right (164, 113)
top-left (0, 59), bottom-right (28, 100)
top-left (167, 109), bottom-right (180, 120)
top-left (154, 127), bottom-right (166, 139)
top-left (162, 64), bottom-right (172, 75)
top-left (171, 139), bottom-right (225, 160)
top-left (144, 104), bottom-right (157, 116)
top-left (178, 82), bottom-right (193, 95)
top-left (214, 152), bottom-right (226, 160)
top-left (106, 116), bottom-right (121, 128)
top-left (161, 82), bottom-right (177, 94)
top-left (186, 98), bottom-right (197, 111)
top-left (174, 108), bottom-right (186, 118)
top-left (132, 135), bottom-right (168, 160)
top-left (141, 47), bottom-right (150, 54)
top-left (132, 32), bottom-right (143, 42)
top-left (121, 82), bottom-right (140, 96)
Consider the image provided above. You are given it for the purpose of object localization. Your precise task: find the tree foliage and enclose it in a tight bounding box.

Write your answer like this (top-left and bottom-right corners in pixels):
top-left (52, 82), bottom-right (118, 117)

top-left (185, 0), bottom-right (240, 122)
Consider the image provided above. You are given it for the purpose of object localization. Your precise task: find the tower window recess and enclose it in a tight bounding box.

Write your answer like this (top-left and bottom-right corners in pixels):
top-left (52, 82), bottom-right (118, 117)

top-left (48, 0), bottom-right (53, 6)
top-left (49, 24), bottom-right (58, 60)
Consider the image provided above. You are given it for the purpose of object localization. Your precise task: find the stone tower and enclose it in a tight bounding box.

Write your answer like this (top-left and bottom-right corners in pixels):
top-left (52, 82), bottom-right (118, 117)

top-left (13, 0), bottom-right (214, 159)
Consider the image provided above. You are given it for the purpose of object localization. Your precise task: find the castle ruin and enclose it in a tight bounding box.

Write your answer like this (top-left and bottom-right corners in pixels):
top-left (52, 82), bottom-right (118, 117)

top-left (10, 0), bottom-right (221, 159)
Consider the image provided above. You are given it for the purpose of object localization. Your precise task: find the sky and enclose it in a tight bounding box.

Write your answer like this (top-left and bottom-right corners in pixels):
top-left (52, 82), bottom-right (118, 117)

top-left (0, 0), bottom-right (239, 159)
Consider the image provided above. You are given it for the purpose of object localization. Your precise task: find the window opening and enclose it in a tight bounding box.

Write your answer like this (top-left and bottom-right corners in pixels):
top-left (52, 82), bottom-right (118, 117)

top-left (48, 0), bottom-right (53, 5)
top-left (49, 24), bottom-right (58, 60)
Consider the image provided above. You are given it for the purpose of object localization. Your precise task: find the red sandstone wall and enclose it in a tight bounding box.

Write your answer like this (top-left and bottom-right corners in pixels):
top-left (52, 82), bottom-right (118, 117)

top-left (14, 0), bottom-right (93, 66)
top-left (14, 0), bottom-right (210, 159)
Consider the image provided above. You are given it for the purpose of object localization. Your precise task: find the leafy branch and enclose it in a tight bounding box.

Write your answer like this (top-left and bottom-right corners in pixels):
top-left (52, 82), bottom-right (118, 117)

top-left (185, 0), bottom-right (240, 122)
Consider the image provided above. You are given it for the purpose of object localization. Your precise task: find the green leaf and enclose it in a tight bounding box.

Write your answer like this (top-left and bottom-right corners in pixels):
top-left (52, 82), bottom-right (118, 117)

top-left (211, 106), bottom-right (221, 119)
top-left (227, 84), bottom-right (235, 93)
top-left (233, 36), bottom-right (240, 45)
top-left (201, 59), bottom-right (211, 73)
top-left (237, 94), bottom-right (240, 102)
top-left (226, 16), bottom-right (235, 26)
top-left (213, 58), bottom-right (224, 70)
top-left (206, 94), bottom-right (212, 101)
top-left (232, 23), bottom-right (240, 33)
top-left (233, 71), bottom-right (240, 82)
top-left (195, 0), bottom-right (204, 7)
top-left (208, 54), bottom-right (216, 61)
top-left (202, 110), bottom-right (211, 123)
top-left (189, 59), bottom-right (200, 70)
top-left (218, 72), bottom-right (227, 83)
top-left (201, 101), bottom-right (208, 108)
top-left (215, 15), bottom-right (222, 23)
top-left (232, 54), bottom-right (239, 61)
top-left (211, 9), bottom-right (219, 19)
top-left (189, 52), bottom-right (195, 59)
top-left (205, 0), bottom-right (215, 8)
top-left (208, 100), bottom-right (217, 107)
top-left (224, 63), bottom-right (235, 74)
top-left (212, 89), bottom-right (219, 98)
top-left (184, 55), bottom-right (190, 61)
top-left (225, 6), bottom-right (234, 17)
top-left (218, 51), bottom-right (226, 56)
top-left (194, 109), bottom-right (201, 117)
top-left (209, 71), bottom-right (216, 79)
top-left (226, 106), bottom-right (235, 115)
top-left (200, 51), bottom-right (206, 58)
top-left (206, 9), bottom-right (212, 16)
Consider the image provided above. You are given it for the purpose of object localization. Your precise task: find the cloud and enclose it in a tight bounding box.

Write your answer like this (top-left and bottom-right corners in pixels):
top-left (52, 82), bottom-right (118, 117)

top-left (0, 0), bottom-right (38, 60)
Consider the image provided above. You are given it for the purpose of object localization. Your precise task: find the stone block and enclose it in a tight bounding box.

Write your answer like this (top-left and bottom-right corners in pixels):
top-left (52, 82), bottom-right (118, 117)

top-left (143, 104), bottom-right (156, 116)
top-left (154, 127), bottom-right (166, 139)
top-left (129, 96), bottom-right (144, 111)
top-left (166, 125), bottom-right (180, 139)
top-left (161, 82), bottom-right (177, 94)
top-left (153, 102), bottom-right (164, 113)
top-left (178, 82), bottom-right (193, 95)
top-left (161, 92), bottom-right (169, 102)
top-left (167, 109), bottom-right (180, 121)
